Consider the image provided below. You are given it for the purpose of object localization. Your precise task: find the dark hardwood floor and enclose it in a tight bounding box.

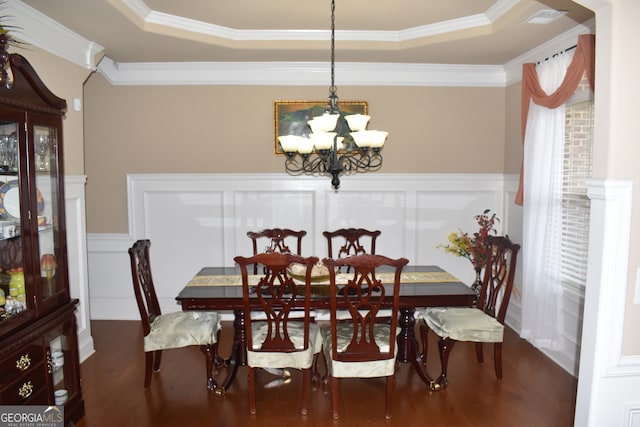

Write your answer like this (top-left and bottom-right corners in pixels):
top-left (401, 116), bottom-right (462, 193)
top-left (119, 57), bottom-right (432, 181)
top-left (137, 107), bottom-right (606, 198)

top-left (75, 320), bottom-right (577, 427)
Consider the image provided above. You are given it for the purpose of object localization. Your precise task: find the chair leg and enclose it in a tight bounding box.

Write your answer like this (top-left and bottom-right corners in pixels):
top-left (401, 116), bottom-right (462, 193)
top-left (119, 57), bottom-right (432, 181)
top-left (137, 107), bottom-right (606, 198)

top-left (475, 342), bottom-right (484, 363)
top-left (419, 321), bottom-right (429, 366)
top-left (152, 350), bottom-right (162, 372)
top-left (332, 376), bottom-right (340, 419)
top-left (320, 350), bottom-right (329, 385)
top-left (213, 329), bottom-right (226, 367)
top-left (248, 366), bottom-right (257, 415)
top-left (199, 344), bottom-right (217, 390)
top-left (144, 352), bottom-right (154, 389)
top-left (214, 332), bottom-right (243, 396)
top-left (436, 337), bottom-right (456, 388)
top-left (311, 352), bottom-right (322, 383)
top-left (494, 342), bottom-right (503, 378)
top-left (385, 375), bottom-right (394, 419)
top-left (301, 368), bottom-right (310, 415)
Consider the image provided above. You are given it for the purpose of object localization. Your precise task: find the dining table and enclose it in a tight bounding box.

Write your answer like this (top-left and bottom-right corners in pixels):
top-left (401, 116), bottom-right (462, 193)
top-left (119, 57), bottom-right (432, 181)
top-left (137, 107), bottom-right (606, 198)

top-left (175, 264), bottom-right (475, 395)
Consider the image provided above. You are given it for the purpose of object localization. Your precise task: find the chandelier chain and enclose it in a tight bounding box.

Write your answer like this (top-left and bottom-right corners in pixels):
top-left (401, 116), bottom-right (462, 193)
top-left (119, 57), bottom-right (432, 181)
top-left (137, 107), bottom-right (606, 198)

top-left (329, 0), bottom-right (338, 111)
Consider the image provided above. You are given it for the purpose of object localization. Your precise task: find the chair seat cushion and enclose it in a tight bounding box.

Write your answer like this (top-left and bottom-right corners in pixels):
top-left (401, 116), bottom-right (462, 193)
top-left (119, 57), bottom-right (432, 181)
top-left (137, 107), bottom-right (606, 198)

top-left (144, 311), bottom-right (221, 352)
top-left (247, 321), bottom-right (321, 369)
top-left (320, 323), bottom-right (400, 378)
top-left (335, 308), bottom-right (393, 320)
top-left (423, 307), bottom-right (504, 343)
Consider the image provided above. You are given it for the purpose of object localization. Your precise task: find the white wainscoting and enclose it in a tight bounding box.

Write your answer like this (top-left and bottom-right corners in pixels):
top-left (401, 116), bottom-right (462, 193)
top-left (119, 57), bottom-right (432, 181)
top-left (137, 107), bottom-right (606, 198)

top-left (65, 176), bottom-right (94, 362)
top-left (575, 180), bottom-right (640, 427)
top-left (87, 173), bottom-right (522, 321)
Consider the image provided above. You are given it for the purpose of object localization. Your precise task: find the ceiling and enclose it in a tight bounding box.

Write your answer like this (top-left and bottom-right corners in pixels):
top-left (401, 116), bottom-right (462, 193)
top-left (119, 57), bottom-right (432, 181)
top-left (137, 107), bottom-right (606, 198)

top-left (18, 0), bottom-right (594, 66)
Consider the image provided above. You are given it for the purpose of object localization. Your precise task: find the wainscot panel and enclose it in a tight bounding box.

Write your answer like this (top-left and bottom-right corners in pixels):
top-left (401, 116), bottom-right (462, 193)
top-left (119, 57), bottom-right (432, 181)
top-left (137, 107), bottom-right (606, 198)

top-left (88, 173), bottom-right (519, 321)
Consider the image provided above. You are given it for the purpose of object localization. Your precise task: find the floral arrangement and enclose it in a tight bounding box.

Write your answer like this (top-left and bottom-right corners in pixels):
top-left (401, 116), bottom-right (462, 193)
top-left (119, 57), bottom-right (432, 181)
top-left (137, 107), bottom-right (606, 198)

top-left (438, 209), bottom-right (499, 272)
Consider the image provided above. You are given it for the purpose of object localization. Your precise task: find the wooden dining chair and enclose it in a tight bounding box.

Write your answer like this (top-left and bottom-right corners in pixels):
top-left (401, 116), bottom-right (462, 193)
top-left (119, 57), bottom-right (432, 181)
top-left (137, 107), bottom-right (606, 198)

top-left (323, 228), bottom-right (387, 319)
top-left (321, 254), bottom-right (409, 420)
top-left (129, 239), bottom-right (223, 390)
top-left (419, 235), bottom-right (520, 388)
top-left (323, 228), bottom-right (381, 270)
top-left (234, 252), bottom-right (322, 415)
top-left (247, 228), bottom-right (307, 274)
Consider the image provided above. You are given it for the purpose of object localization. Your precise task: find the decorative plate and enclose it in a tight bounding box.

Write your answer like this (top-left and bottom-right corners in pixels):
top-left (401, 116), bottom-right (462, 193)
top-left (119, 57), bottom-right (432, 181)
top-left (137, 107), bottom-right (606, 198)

top-left (0, 180), bottom-right (45, 220)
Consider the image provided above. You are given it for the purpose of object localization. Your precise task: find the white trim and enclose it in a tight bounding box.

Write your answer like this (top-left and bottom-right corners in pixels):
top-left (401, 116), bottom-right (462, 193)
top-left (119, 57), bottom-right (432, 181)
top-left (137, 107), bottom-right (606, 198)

top-left (115, 0), bottom-right (518, 43)
top-left (6, 1), bottom-right (104, 70)
top-left (8, 0), bottom-right (591, 87)
top-left (97, 57), bottom-right (506, 87)
top-left (575, 179), bottom-right (638, 426)
top-left (7, 0), bottom-right (593, 88)
top-left (588, 181), bottom-right (633, 377)
top-left (64, 176), bottom-right (95, 362)
top-left (89, 172), bottom-right (511, 320)
top-left (503, 18), bottom-right (595, 85)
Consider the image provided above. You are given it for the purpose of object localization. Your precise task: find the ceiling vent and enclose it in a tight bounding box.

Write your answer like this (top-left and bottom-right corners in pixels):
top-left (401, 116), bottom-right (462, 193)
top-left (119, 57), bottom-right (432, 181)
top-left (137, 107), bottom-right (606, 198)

top-left (524, 9), bottom-right (568, 24)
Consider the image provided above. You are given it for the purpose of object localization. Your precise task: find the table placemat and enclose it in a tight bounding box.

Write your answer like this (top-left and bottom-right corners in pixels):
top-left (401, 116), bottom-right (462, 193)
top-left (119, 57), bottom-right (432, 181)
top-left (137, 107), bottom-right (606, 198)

top-left (186, 271), bottom-right (461, 287)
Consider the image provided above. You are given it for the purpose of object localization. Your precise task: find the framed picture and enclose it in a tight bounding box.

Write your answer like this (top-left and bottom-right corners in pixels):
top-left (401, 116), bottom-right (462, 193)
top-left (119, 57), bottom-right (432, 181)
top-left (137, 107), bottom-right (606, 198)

top-left (274, 100), bottom-right (368, 154)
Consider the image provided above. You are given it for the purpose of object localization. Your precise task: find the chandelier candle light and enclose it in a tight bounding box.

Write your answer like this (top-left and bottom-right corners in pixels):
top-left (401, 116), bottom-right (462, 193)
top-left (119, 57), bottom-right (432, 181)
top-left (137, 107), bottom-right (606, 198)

top-left (278, 0), bottom-right (388, 190)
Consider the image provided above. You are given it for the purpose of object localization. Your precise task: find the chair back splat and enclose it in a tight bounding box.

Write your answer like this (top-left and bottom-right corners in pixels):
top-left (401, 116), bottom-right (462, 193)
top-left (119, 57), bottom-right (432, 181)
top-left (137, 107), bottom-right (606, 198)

top-left (247, 228), bottom-right (307, 274)
top-left (322, 253), bottom-right (409, 420)
top-left (234, 252), bottom-right (320, 415)
top-left (323, 228), bottom-right (380, 262)
top-left (477, 235), bottom-right (521, 323)
top-left (129, 240), bottom-right (161, 336)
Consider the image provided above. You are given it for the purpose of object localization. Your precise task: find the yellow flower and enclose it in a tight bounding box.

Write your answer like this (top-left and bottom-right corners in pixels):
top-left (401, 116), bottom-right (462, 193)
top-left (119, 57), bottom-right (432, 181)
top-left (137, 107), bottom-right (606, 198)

top-left (438, 209), bottom-right (499, 271)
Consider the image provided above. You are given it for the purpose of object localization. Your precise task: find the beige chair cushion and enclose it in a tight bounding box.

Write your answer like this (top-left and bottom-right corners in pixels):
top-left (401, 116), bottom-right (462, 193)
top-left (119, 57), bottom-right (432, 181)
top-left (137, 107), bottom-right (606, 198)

top-left (314, 308), bottom-right (393, 320)
top-left (247, 321), bottom-right (321, 369)
top-left (423, 307), bottom-right (504, 343)
top-left (144, 311), bottom-right (221, 352)
top-left (321, 323), bottom-right (400, 378)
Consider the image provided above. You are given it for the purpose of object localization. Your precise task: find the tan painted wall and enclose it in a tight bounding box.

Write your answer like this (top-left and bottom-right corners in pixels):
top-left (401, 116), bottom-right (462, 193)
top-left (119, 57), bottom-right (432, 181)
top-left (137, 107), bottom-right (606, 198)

top-left (505, 82), bottom-right (523, 174)
top-left (83, 73), bottom-right (508, 233)
top-left (11, 45), bottom-right (90, 175)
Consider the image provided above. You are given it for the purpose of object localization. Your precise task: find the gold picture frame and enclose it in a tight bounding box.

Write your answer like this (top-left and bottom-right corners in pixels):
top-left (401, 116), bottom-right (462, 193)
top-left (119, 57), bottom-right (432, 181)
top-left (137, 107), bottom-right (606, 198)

top-left (274, 100), bottom-right (368, 155)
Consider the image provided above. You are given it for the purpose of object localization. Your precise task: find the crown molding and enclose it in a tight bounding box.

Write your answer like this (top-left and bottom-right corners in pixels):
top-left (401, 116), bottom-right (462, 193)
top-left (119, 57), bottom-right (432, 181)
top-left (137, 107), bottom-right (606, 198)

top-left (503, 18), bottom-right (595, 85)
top-left (115, 0), bottom-right (518, 43)
top-left (97, 57), bottom-right (506, 87)
top-left (6, 0), bottom-right (104, 70)
top-left (6, 0), bottom-right (590, 88)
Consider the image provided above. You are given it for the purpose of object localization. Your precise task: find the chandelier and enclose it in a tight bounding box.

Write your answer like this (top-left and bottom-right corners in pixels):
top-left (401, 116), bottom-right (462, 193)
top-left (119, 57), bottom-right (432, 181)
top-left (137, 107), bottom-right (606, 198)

top-left (278, 0), bottom-right (388, 190)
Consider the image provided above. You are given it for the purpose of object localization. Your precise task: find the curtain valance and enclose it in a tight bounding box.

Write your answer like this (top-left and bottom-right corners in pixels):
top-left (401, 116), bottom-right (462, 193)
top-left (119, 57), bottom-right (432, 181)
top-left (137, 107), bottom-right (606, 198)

top-left (515, 34), bottom-right (595, 205)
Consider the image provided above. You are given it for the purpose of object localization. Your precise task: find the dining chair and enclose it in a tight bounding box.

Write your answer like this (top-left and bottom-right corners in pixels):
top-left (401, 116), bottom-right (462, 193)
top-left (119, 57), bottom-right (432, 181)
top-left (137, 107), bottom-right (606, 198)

top-left (128, 239), bottom-right (223, 390)
top-left (323, 228), bottom-right (381, 271)
top-left (419, 235), bottom-right (520, 388)
top-left (247, 228), bottom-right (307, 274)
top-left (323, 228), bottom-right (388, 320)
top-left (321, 253), bottom-right (409, 420)
top-left (234, 252), bottom-right (322, 415)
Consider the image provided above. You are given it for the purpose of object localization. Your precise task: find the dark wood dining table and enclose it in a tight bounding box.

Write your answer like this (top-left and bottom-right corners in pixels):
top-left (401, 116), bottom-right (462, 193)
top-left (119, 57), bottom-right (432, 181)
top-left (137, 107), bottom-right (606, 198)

top-left (176, 265), bottom-right (475, 395)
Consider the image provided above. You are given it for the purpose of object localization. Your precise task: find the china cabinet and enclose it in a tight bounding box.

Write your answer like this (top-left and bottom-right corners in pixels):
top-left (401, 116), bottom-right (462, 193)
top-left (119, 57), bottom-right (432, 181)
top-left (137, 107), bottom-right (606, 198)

top-left (0, 36), bottom-right (84, 424)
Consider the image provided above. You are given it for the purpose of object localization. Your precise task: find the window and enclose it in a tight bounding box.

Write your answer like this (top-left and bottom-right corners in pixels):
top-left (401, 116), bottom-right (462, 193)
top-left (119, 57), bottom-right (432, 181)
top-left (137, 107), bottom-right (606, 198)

top-left (560, 75), bottom-right (594, 292)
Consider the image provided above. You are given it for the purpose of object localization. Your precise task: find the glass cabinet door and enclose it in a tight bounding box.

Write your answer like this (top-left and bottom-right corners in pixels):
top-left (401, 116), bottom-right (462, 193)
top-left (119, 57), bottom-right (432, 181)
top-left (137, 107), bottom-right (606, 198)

top-left (46, 317), bottom-right (80, 408)
top-left (34, 124), bottom-right (62, 303)
top-left (0, 117), bottom-right (26, 320)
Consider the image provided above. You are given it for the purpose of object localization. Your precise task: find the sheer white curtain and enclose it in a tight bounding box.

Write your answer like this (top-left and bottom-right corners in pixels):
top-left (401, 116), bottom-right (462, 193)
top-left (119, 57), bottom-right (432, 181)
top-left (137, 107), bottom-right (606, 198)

top-left (520, 52), bottom-right (574, 350)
